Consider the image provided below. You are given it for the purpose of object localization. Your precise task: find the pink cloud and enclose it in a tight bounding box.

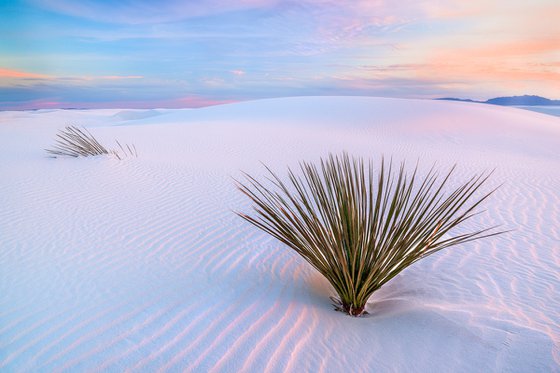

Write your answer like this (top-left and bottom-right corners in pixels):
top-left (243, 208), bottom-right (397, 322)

top-left (177, 96), bottom-right (237, 108)
top-left (4, 97), bottom-right (238, 110)
top-left (0, 68), bottom-right (50, 79)
top-left (2, 99), bottom-right (63, 110)
top-left (230, 70), bottom-right (245, 76)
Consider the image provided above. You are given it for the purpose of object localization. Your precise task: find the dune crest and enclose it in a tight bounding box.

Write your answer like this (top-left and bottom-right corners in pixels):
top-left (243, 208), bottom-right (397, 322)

top-left (0, 97), bottom-right (559, 371)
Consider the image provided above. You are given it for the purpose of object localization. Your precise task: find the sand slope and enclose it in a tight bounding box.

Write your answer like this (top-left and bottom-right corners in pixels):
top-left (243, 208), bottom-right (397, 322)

top-left (0, 97), bottom-right (559, 372)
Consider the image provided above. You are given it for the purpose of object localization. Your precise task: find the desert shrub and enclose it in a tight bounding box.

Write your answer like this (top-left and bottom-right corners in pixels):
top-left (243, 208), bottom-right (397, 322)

top-left (236, 153), bottom-right (503, 316)
top-left (46, 125), bottom-right (137, 159)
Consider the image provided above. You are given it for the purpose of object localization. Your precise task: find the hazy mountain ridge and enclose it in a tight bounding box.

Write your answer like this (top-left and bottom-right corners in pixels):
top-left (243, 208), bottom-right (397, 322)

top-left (436, 95), bottom-right (560, 106)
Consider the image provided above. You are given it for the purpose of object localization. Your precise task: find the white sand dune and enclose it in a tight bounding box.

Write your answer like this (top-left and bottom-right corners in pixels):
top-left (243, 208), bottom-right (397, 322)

top-left (0, 97), bottom-right (559, 372)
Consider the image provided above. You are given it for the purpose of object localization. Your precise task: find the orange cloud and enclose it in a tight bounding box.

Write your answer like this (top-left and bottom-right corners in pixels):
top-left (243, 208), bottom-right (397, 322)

top-left (0, 68), bottom-right (50, 79)
top-left (463, 39), bottom-right (560, 58)
top-left (420, 38), bottom-right (560, 80)
top-left (0, 69), bottom-right (144, 82)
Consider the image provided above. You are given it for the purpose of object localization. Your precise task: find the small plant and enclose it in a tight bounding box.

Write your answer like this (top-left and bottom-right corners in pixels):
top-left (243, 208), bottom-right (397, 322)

top-left (236, 153), bottom-right (504, 316)
top-left (46, 125), bottom-right (137, 159)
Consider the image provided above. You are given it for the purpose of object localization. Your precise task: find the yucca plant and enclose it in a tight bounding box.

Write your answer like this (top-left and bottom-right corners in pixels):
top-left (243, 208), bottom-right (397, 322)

top-left (236, 153), bottom-right (503, 316)
top-left (46, 125), bottom-right (137, 159)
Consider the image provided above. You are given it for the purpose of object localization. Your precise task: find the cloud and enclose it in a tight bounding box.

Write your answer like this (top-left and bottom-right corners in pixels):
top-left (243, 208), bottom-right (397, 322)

top-left (413, 38), bottom-right (560, 84)
top-left (5, 0), bottom-right (559, 108)
top-left (0, 68), bottom-right (50, 79)
top-left (177, 95), bottom-right (237, 108)
top-left (458, 39), bottom-right (559, 58)
top-left (93, 75), bottom-right (144, 80)
top-left (0, 69), bottom-right (144, 84)
top-left (30, 0), bottom-right (281, 24)
top-left (0, 80), bottom-right (237, 110)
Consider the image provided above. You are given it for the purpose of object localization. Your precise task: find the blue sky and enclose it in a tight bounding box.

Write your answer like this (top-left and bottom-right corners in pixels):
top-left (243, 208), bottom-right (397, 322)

top-left (1, 0), bottom-right (558, 109)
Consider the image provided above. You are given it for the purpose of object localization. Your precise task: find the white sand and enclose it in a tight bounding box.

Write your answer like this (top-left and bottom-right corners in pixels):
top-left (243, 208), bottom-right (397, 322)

top-left (1, 97), bottom-right (559, 372)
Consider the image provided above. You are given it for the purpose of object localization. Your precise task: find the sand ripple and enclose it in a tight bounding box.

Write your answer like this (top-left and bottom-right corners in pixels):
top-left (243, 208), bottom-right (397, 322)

top-left (1, 97), bottom-right (559, 371)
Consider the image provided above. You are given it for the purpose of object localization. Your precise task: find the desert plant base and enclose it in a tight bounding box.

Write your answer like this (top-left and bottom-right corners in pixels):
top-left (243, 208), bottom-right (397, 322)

top-left (236, 153), bottom-right (504, 317)
top-left (330, 297), bottom-right (368, 316)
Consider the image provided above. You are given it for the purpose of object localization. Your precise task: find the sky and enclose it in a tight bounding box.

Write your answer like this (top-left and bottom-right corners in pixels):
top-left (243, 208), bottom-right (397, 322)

top-left (1, 0), bottom-right (559, 110)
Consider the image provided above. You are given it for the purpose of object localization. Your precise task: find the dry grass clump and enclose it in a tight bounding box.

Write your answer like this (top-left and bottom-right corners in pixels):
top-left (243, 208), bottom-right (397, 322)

top-left (236, 153), bottom-right (504, 316)
top-left (46, 125), bottom-right (137, 159)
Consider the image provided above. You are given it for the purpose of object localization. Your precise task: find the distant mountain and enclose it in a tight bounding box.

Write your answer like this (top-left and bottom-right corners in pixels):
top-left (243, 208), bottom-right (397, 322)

top-left (436, 95), bottom-right (560, 106)
top-left (486, 95), bottom-right (560, 106)
top-left (435, 97), bottom-right (479, 103)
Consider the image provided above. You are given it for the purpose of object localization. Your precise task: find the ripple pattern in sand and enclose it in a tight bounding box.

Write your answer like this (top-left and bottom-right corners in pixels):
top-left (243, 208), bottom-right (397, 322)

top-left (1, 102), bottom-right (559, 372)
